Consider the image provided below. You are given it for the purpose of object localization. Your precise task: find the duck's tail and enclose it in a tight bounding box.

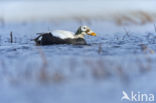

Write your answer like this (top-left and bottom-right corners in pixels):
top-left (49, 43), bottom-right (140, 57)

top-left (33, 33), bottom-right (45, 46)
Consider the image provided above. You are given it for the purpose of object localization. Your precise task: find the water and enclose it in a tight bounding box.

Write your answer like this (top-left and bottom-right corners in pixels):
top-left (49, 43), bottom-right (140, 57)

top-left (0, 20), bottom-right (156, 103)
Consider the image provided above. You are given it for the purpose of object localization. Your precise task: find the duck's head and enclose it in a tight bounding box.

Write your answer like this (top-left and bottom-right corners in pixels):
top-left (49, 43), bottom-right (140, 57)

top-left (75, 26), bottom-right (96, 36)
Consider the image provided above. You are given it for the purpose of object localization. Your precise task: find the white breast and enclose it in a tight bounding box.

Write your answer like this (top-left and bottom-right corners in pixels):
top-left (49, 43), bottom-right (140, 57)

top-left (51, 30), bottom-right (75, 39)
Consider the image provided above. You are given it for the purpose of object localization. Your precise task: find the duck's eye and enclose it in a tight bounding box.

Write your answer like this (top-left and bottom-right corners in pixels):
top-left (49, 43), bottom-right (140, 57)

top-left (81, 27), bottom-right (87, 31)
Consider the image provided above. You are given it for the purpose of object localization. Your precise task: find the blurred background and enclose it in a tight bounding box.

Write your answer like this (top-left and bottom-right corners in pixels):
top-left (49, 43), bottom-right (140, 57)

top-left (0, 0), bottom-right (156, 103)
top-left (0, 0), bottom-right (156, 24)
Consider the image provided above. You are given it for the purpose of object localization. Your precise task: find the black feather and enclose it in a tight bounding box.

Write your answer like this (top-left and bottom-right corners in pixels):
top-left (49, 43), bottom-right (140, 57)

top-left (34, 32), bottom-right (87, 45)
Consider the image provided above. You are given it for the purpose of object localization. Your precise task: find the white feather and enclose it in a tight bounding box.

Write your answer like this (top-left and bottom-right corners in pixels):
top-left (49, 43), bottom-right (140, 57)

top-left (51, 30), bottom-right (75, 39)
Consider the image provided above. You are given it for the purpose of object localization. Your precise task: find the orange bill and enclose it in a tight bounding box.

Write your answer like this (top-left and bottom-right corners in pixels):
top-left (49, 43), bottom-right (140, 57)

top-left (87, 31), bottom-right (96, 36)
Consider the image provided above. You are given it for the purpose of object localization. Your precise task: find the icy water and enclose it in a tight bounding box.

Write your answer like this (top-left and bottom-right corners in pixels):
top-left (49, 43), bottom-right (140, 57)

top-left (0, 20), bottom-right (156, 103)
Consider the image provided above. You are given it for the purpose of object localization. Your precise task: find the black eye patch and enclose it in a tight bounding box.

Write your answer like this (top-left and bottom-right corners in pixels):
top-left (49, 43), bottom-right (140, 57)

top-left (86, 29), bottom-right (90, 33)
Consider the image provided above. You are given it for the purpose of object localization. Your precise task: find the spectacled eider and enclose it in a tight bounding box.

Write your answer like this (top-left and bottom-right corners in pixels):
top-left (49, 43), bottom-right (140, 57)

top-left (34, 26), bottom-right (96, 45)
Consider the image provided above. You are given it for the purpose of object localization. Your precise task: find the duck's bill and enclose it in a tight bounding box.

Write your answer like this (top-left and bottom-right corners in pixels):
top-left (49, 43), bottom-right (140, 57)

top-left (87, 31), bottom-right (96, 36)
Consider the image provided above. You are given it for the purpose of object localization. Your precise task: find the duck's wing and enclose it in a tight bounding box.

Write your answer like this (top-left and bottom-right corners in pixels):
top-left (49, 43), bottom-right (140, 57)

top-left (52, 30), bottom-right (75, 39)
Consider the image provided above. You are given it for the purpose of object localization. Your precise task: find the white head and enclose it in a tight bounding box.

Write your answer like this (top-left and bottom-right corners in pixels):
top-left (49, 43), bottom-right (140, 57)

top-left (75, 26), bottom-right (96, 36)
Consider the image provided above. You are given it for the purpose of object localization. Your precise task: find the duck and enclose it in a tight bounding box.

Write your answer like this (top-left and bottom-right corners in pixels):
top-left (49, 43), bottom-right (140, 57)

top-left (34, 26), bottom-right (96, 45)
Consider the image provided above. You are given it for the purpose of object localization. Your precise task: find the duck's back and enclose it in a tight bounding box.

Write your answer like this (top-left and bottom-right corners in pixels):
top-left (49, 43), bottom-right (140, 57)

top-left (52, 30), bottom-right (75, 39)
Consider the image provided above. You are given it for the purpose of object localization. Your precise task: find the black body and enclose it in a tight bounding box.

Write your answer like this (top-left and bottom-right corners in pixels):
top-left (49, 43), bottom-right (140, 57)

top-left (34, 33), bottom-right (87, 45)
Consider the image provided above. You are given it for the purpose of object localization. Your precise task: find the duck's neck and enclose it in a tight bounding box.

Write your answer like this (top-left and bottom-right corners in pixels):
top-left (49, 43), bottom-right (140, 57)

top-left (75, 27), bottom-right (86, 39)
top-left (74, 33), bottom-right (85, 39)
